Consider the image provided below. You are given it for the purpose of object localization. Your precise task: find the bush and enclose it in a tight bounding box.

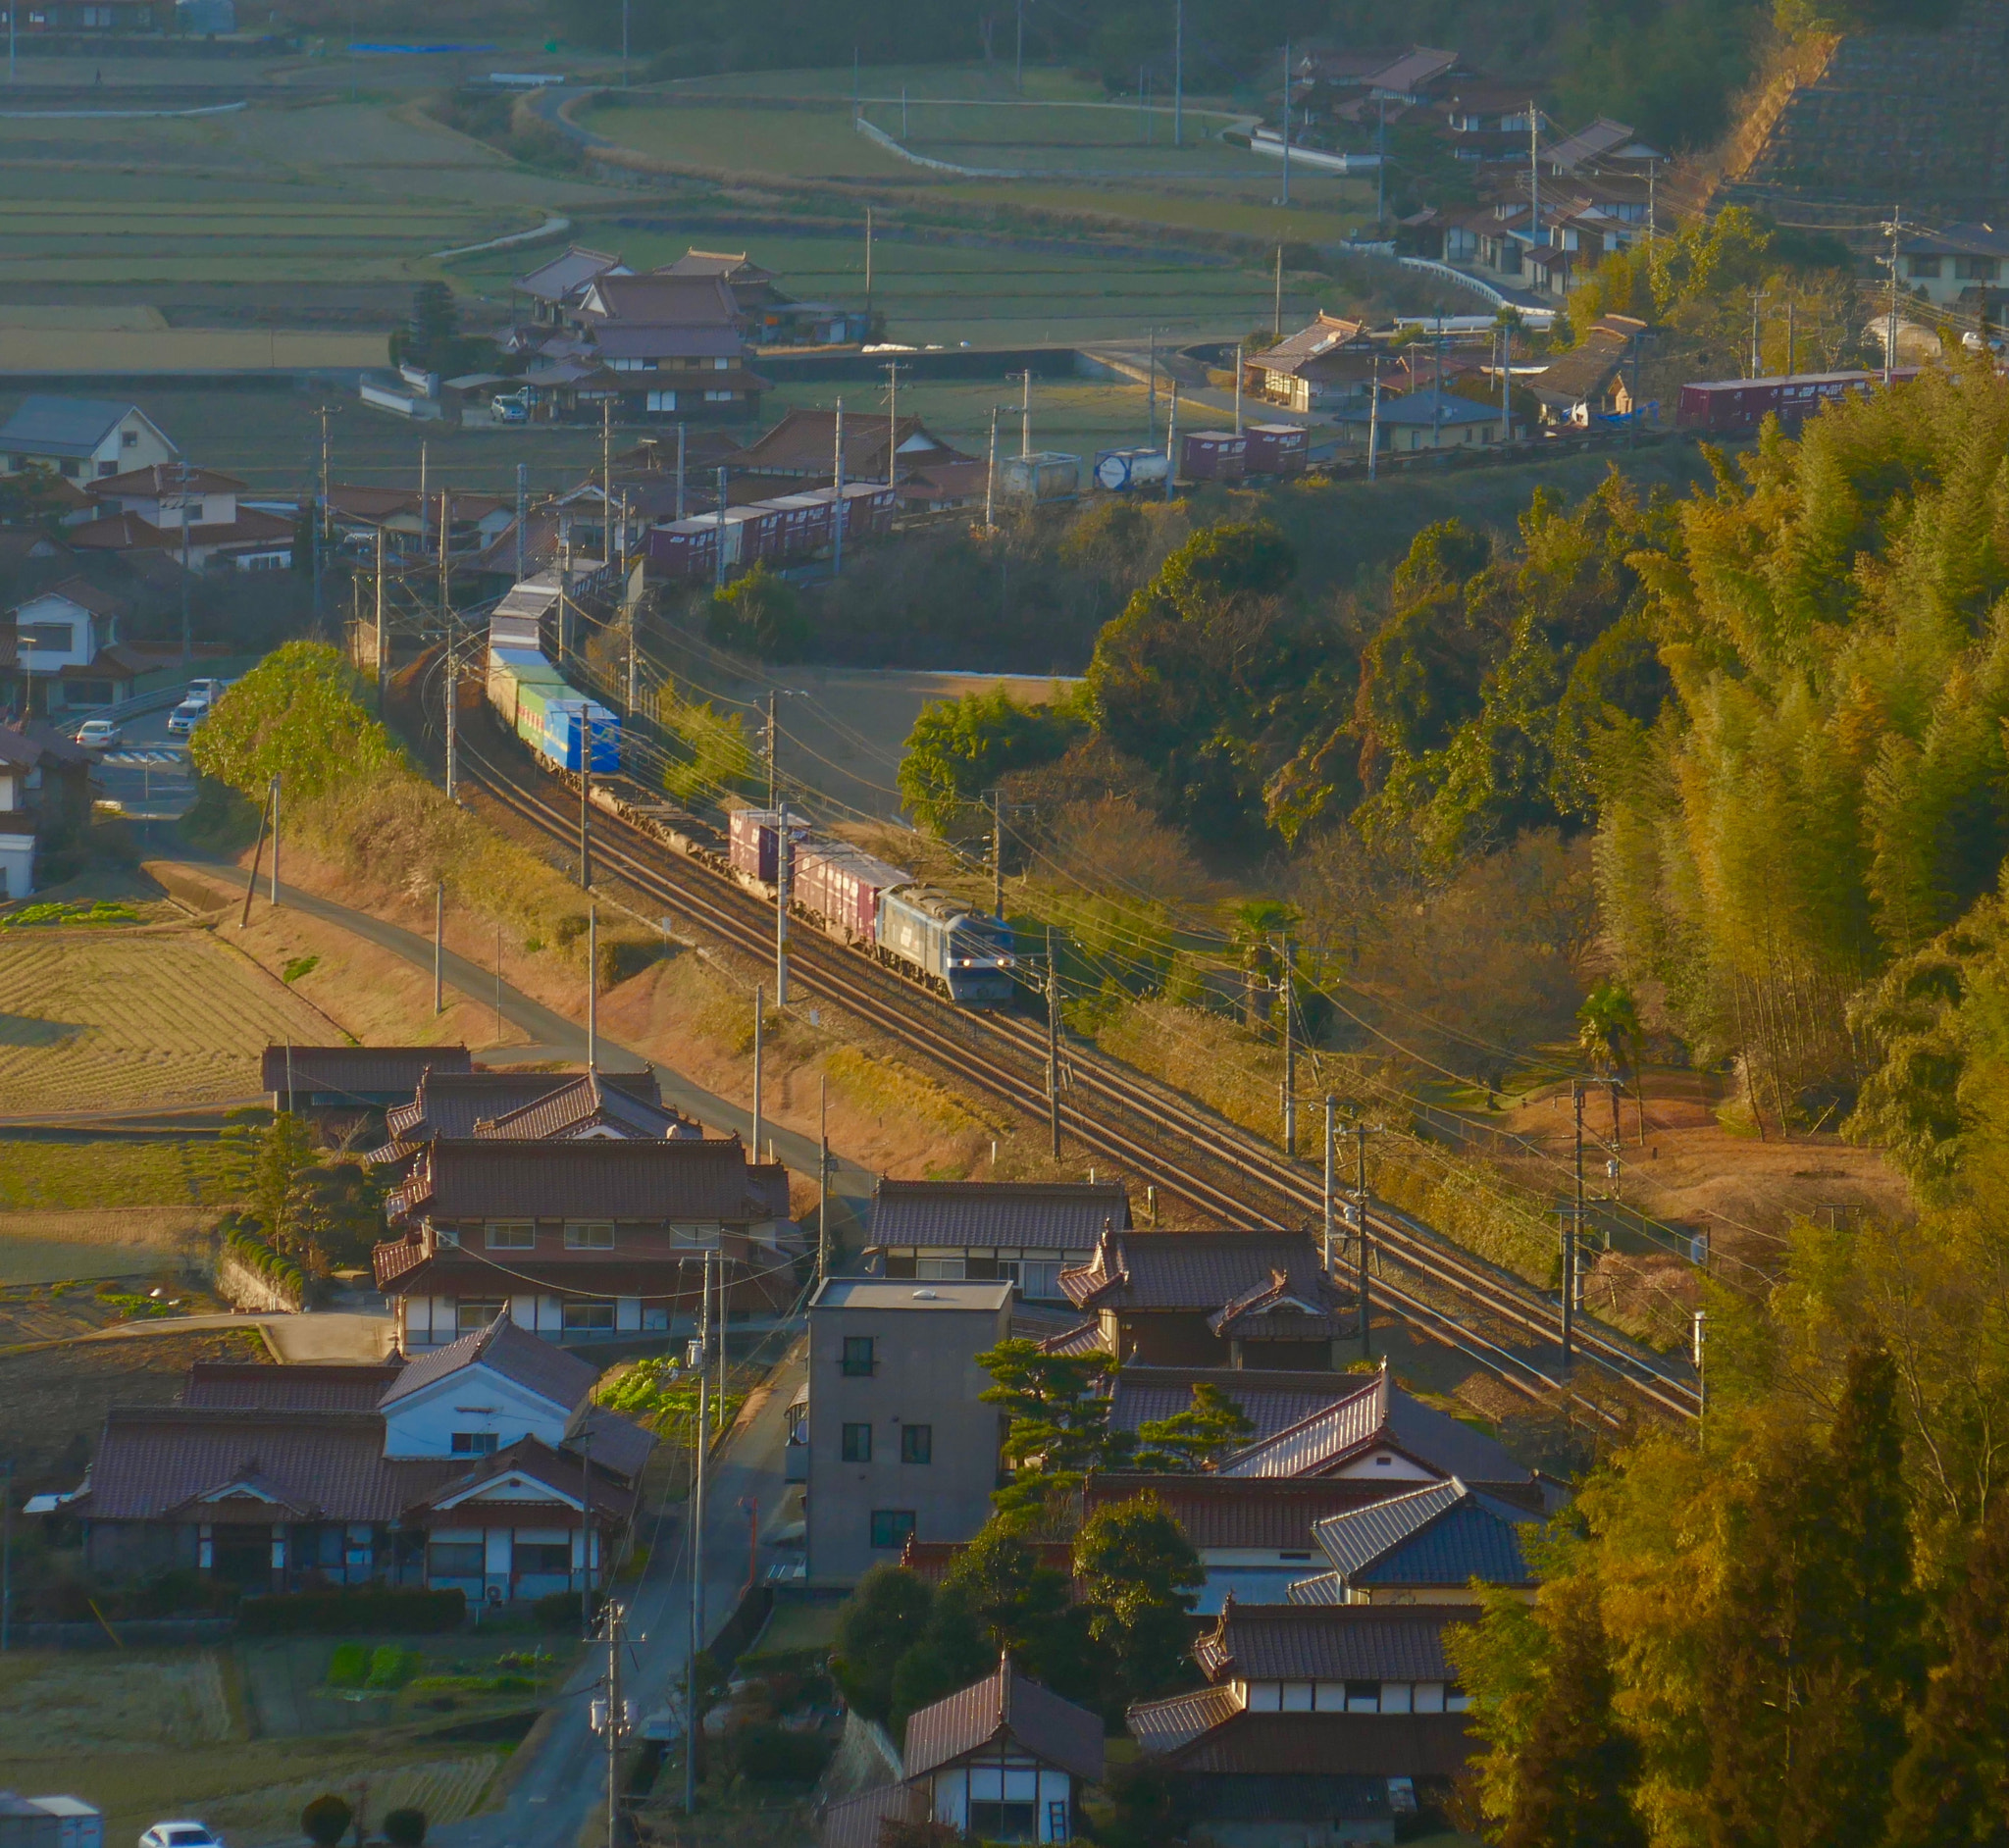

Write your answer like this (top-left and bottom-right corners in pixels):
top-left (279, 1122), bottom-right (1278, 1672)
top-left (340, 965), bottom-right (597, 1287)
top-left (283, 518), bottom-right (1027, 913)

top-left (239, 1587), bottom-right (465, 1635)
top-left (300, 1794), bottom-right (352, 1848)
top-left (383, 1810), bottom-right (426, 1848)
top-left (721, 1723), bottom-right (836, 1785)
top-left (327, 1641), bottom-right (369, 1687)
top-left (366, 1644), bottom-right (420, 1688)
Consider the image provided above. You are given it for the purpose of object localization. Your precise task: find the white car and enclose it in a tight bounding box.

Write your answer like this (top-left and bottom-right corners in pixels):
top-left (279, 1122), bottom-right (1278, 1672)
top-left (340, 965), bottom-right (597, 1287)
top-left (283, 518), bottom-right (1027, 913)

top-left (76, 718), bottom-right (123, 750)
top-left (139, 1824), bottom-right (224, 1848)
top-left (165, 699), bottom-right (207, 738)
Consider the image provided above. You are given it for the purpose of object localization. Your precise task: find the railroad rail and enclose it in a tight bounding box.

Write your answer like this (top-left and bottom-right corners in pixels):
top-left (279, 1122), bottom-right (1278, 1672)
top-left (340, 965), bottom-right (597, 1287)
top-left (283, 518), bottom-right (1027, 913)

top-left (446, 705), bottom-right (1699, 1422)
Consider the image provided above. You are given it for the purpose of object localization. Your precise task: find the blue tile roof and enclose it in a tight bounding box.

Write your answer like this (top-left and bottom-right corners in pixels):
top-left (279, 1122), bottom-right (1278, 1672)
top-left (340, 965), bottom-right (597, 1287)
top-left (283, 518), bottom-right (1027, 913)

top-left (1312, 1477), bottom-right (1536, 1589)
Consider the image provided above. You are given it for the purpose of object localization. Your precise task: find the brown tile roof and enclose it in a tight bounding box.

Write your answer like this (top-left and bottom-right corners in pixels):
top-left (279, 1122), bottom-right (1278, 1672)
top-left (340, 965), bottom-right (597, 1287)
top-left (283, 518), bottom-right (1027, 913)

top-left (1084, 1474), bottom-right (1404, 1551)
top-left (870, 1179), bottom-right (1130, 1253)
top-left (260, 1045), bottom-right (473, 1095)
top-left (903, 1654), bottom-right (1106, 1784)
top-left (1194, 1602), bottom-right (1479, 1685)
top-left (0, 720), bottom-right (93, 771)
top-left (87, 463), bottom-right (246, 497)
top-left (67, 508), bottom-right (294, 554)
top-left (1039, 1319), bottom-right (1111, 1358)
top-left (417, 1434), bottom-right (639, 1521)
top-left (181, 1361), bottom-right (403, 1412)
top-left (373, 1070), bottom-right (659, 1161)
top-left (1144, 1708), bottom-right (1476, 1776)
top-left (728, 409), bottom-right (971, 481)
top-left (369, 1247), bottom-right (797, 1312)
top-left (1127, 1684), bottom-right (1244, 1757)
top-left (516, 244), bottom-right (627, 304)
top-left (382, 1311), bottom-right (598, 1412)
top-left (565, 1402), bottom-right (658, 1481)
top-left (75, 1407), bottom-right (462, 1523)
top-left (1061, 1231), bottom-right (1346, 1315)
top-left (815, 1782), bottom-right (927, 1848)
top-left (402, 1136), bottom-right (768, 1221)
top-left (21, 573), bottom-right (126, 618)
top-left (662, 249), bottom-right (778, 284)
top-left (1109, 1368), bottom-right (1372, 1446)
top-left (580, 274), bottom-right (740, 327)
top-left (1259, 313), bottom-right (1370, 367)
top-left (475, 1072), bottom-right (700, 1143)
top-left (1209, 1269), bottom-right (1353, 1342)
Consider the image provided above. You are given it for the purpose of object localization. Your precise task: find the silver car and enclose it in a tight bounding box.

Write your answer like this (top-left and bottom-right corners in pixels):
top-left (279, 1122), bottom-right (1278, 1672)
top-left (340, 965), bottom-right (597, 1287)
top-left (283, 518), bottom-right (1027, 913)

top-left (76, 717), bottom-right (123, 750)
top-left (165, 700), bottom-right (206, 738)
top-left (139, 1824), bottom-right (224, 1848)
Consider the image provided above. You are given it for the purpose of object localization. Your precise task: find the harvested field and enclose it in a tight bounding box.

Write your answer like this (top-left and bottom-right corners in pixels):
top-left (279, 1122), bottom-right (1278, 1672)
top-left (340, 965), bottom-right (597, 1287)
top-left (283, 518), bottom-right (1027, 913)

top-left (203, 1755), bottom-right (501, 1848)
top-left (0, 1651), bottom-right (232, 1755)
top-left (0, 1206), bottom-right (214, 1285)
top-left (0, 924), bottom-right (335, 1112)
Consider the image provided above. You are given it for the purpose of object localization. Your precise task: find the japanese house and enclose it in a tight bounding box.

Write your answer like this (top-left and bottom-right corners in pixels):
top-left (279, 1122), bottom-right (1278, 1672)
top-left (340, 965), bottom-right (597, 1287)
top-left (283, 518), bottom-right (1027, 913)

top-left (866, 1178), bottom-right (1130, 1303)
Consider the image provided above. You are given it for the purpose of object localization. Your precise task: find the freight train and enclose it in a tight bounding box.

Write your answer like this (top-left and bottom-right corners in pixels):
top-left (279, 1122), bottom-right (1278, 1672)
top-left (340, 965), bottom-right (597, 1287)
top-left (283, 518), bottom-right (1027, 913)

top-left (644, 482), bottom-right (899, 582)
top-left (483, 616), bottom-right (1016, 1008)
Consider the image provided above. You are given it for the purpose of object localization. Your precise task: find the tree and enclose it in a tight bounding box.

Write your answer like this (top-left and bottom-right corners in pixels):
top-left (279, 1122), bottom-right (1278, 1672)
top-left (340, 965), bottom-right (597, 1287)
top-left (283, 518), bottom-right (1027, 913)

top-left (899, 686), bottom-right (1088, 837)
top-left (830, 1565), bottom-right (933, 1723)
top-left (300, 1795), bottom-right (352, 1848)
top-left (1131, 1383), bottom-right (1256, 1472)
top-left (889, 1584), bottom-right (992, 1727)
top-left (381, 1811), bottom-right (426, 1848)
top-left (978, 1338), bottom-right (1132, 1528)
top-left (708, 562), bottom-right (812, 661)
top-left (1578, 979), bottom-right (1645, 1145)
top-left (253, 1111), bottom-right (320, 1259)
top-left (1885, 1487), bottom-right (2009, 1847)
top-left (1072, 1492), bottom-right (1204, 1701)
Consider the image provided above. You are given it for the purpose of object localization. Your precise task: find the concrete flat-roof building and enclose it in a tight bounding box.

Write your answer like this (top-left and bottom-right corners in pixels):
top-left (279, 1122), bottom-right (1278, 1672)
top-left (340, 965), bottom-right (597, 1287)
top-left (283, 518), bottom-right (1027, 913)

top-left (805, 1278), bottom-right (1012, 1585)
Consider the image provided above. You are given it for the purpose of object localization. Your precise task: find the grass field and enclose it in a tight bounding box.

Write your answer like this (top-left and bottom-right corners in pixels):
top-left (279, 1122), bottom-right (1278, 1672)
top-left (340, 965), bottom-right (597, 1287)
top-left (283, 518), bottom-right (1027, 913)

top-left (0, 926), bottom-right (334, 1111)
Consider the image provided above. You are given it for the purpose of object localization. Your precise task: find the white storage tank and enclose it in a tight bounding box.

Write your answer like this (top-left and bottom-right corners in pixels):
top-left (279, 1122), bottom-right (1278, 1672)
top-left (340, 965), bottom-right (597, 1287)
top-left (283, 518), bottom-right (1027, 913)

top-left (1000, 451), bottom-right (1082, 501)
top-left (1092, 447), bottom-right (1171, 491)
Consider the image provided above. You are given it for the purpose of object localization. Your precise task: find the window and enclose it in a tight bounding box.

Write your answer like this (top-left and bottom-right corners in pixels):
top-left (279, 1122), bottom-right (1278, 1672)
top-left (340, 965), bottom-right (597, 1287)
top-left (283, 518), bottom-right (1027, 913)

top-left (21, 624), bottom-right (72, 651)
top-left (562, 1299), bottom-right (617, 1332)
top-left (841, 1422), bottom-right (872, 1463)
top-left (565, 1222), bottom-right (615, 1249)
top-left (1960, 256), bottom-right (2003, 282)
top-left (841, 1336), bottom-right (875, 1377)
top-left (645, 390), bottom-right (678, 412)
top-left (457, 1300), bottom-right (506, 1333)
top-left (428, 1541), bottom-right (484, 1577)
top-left (869, 1509), bottom-right (915, 1551)
top-left (914, 1256), bottom-right (964, 1280)
top-left (901, 1424), bottom-right (932, 1465)
top-left (1908, 255), bottom-right (1944, 279)
top-left (713, 356), bottom-right (731, 370)
top-left (1281, 1680), bottom-right (1313, 1711)
top-left (514, 1541), bottom-right (571, 1573)
top-left (1344, 1679), bottom-right (1380, 1712)
top-left (485, 1221), bottom-right (535, 1250)
top-left (704, 389), bottom-right (736, 402)
top-left (451, 1432), bottom-right (499, 1456)
top-left (1016, 1260), bottom-right (1062, 1300)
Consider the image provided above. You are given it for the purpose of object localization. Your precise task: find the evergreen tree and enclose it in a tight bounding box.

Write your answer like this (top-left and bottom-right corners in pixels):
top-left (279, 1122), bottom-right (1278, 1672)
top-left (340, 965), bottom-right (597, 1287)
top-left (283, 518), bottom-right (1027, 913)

top-left (1885, 1488), bottom-right (2009, 1847)
top-left (1073, 1492), bottom-right (1204, 1701)
top-left (830, 1565), bottom-right (933, 1723)
top-left (977, 1338), bottom-right (1132, 1528)
top-left (1131, 1383), bottom-right (1256, 1471)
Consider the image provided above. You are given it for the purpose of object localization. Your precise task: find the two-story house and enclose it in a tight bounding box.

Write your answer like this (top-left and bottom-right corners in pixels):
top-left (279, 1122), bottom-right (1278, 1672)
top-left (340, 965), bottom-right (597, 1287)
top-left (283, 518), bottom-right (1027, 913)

top-left (804, 1278), bottom-right (1012, 1584)
top-left (68, 1320), bottom-right (653, 1604)
top-left (371, 1136), bottom-right (796, 1351)
top-left (1054, 1229), bottom-right (1355, 1370)
top-left (818, 1655), bottom-right (1105, 1848)
top-left (72, 463), bottom-right (293, 571)
top-left (0, 394), bottom-right (176, 481)
top-left (6, 577), bottom-right (158, 715)
top-left (0, 720), bottom-right (92, 897)
top-left (865, 1177), bottom-right (1129, 1303)
top-left (363, 1066), bottom-right (694, 1176)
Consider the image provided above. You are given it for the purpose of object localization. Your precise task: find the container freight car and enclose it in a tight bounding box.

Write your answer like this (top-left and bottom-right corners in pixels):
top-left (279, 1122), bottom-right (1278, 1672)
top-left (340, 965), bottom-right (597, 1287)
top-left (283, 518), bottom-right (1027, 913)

top-left (1675, 369), bottom-right (1918, 435)
top-left (877, 888), bottom-right (1015, 1005)
top-left (795, 839), bottom-right (912, 946)
top-left (1093, 447), bottom-right (1171, 491)
top-left (486, 644), bottom-right (621, 774)
top-left (1181, 431), bottom-right (1248, 481)
top-left (1244, 423), bottom-right (1310, 476)
top-left (729, 806), bottom-right (812, 885)
top-left (487, 646), bottom-right (565, 728)
top-left (645, 517), bottom-right (720, 581)
top-left (1001, 451), bottom-right (1083, 501)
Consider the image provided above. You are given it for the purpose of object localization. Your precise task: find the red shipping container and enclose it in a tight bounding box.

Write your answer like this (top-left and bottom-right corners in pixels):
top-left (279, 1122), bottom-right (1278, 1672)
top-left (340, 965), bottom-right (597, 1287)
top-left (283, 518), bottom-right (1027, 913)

top-left (644, 518), bottom-right (720, 581)
top-left (1182, 431), bottom-right (1247, 481)
top-left (729, 807), bottom-right (807, 884)
top-left (794, 840), bottom-right (911, 942)
top-left (1245, 422), bottom-right (1310, 476)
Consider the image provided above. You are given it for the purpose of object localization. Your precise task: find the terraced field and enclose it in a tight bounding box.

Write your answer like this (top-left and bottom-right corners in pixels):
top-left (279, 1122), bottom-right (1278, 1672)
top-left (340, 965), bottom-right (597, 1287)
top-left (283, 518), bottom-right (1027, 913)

top-left (0, 925), bottom-right (333, 1111)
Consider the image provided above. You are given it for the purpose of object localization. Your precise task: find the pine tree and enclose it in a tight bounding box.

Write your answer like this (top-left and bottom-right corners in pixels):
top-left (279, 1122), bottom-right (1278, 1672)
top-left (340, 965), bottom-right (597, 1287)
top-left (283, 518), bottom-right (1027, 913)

top-left (1131, 1383), bottom-right (1256, 1471)
top-left (1885, 1488), bottom-right (2009, 1847)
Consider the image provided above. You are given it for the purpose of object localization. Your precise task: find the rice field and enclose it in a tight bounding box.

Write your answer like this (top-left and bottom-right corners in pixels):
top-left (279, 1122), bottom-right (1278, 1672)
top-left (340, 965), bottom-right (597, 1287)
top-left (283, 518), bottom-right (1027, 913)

top-left (0, 927), bottom-right (333, 1111)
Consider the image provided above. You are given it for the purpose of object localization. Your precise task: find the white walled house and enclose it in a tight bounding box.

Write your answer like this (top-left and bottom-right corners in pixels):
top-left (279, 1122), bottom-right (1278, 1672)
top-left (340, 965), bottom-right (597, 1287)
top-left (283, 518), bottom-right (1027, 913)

top-left (74, 463), bottom-right (293, 571)
top-left (0, 395), bottom-right (176, 480)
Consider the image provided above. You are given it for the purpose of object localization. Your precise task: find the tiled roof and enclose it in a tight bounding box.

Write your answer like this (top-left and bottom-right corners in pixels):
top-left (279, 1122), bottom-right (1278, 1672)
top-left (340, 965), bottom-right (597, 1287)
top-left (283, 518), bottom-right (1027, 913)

top-left (515, 244), bottom-right (627, 303)
top-left (68, 507), bottom-right (295, 554)
top-left (590, 323), bottom-right (745, 361)
top-left (1334, 386), bottom-right (1502, 430)
top-left (379, 1312), bottom-right (598, 1412)
top-left (903, 1655), bottom-right (1106, 1784)
top-left (76, 1408), bottom-right (461, 1522)
top-left (181, 1361), bottom-right (402, 1412)
top-left (1209, 1269), bottom-right (1352, 1341)
top-left (1061, 1231), bottom-right (1344, 1313)
top-left (1260, 313), bottom-right (1369, 365)
top-left (1127, 1684), bottom-right (1243, 1756)
top-left (1038, 1319), bottom-right (1111, 1358)
top-left (375, 1070), bottom-right (644, 1159)
top-left (87, 463), bottom-right (244, 497)
top-left (1533, 318), bottom-right (1647, 403)
top-left (870, 1179), bottom-right (1130, 1252)
top-left (815, 1783), bottom-right (927, 1848)
top-left (1195, 1602), bottom-right (1477, 1684)
top-left (372, 1239), bottom-right (429, 1288)
top-left (1084, 1473), bottom-right (1402, 1551)
top-left (475, 1072), bottom-right (699, 1143)
top-left (1110, 1367), bottom-right (1369, 1446)
top-left (0, 394), bottom-right (162, 459)
top-left (663, 249), bottom-right (778, 283)
top-left (402, 1137), bottom-right (768, 1220)
top-left (372, 1248), bottom-right (796, 1312)
top-left (1147, 1709), bottom-right (1476, 1777)
top-left (260, 1045), bottom-right (473, 1096)
top-left (1216, 1372), bottom-right (1389, 1478)
top-left (1309, 1478), bottom-right (1536, 1589)
top-left (21, 573), bottom-right (126, 618)
top-left (728, 409), bottom-right (971, 479)
top-left (580, 274), bottom-right (739, 326)
top-left (0, 720), bottom-right (94, 772)
top-left (564, 1402), bottom-right (658, 1481)
top-left (418, 1434), bottom-right (637, 1521)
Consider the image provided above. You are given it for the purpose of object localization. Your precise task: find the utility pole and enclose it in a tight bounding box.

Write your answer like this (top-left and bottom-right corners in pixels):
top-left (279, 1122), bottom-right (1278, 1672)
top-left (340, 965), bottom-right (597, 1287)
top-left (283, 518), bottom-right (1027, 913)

top-left (443, 626), bottom-right (458, 800)
top-left (600, 396), bottom-right (613, 561)
top-left (1355, 1118), bottom-right (1369, 1356)
top-left (765, 690), bottom-right (778, 808)
top-left (314, 403), bottom-right (331, 623)
top-left (1692, 1309), bottom-right (1708, 1448)
top-left (1273, 245), bottom-right (1284, 338)
top-left (675, 424), bottom-right (687, 522)
top-left (514, 460), bottom-right (527, 582)
top-left (833, 398), bottom-right (847, 573)
top-left (433, 882), bottom-right (443, 1015)
top-left (178, 459), bottom-right (192, 668)
top-left (1375, 99), bottom-right (1386, 226)
top-left (1565, 1081), bottom-right (1584, 1375)
top-left (270, 775), bottom-right (281, 907)
top-left (1014, 0), bottom-right (1023, 90)
top-left (751, 984), bottom-right (764, 1162)
top-left (588, 905), bottom-right (598, 1070)
top-left (600, 1598), bottom-right (627, 1848)
top-left (1367, 358), bottom-right (1382, 480)
top-left (373, 526), bottom-right (386, 711)
top-left (1499, 322), bottom-right (1513, 443)
top-left (818, 1075), bottom-right (830, 1289)
top-left (1233, 342), bottom-right (1244, 436)
top-left (578, 703), bottom-right (592, 887)
top-left (1785, 296), bottom-right (1797, 378)
top-left (685, 1256), bottom-right (708, 1816)
top-left (714, 466), bottom-right (728, 590)
top-left (1017, 368), bottom-right (1032, 458)
top-left (1882, 208), bottom-right (1904, 384)
top-left (864, 205), bottom-right (874, 318)
top-left (1278, 937), bottom-right (1296, 1157)
top-left (991, 789), bottom-right (1005, 919)
top-left (1172, 0), bottom-right (1183, 148)
top-left (1321, 1095), bottom-right (1336, 1273)
top-left (1748, 289), bottom-right (1768, 379)
top-left (1279, 38), bottom-right (1291, 206)
top-left (886, 360), bottom-right (902, 488)
top-left (1046, 929), bottom-right (1062, 1160)
top-left (438, 487), bottom-right (449, 634)
top-left (1148, 326), bottom-right (1159, 438)
top-left (775, 802), bottom-right (791, 1007)
top-left (1528, 101), bottom-right (1540, 281)
top-left (984, 404), bottom-right (999, 533)
top-left (1165, 381), bottom-right (1179, 495)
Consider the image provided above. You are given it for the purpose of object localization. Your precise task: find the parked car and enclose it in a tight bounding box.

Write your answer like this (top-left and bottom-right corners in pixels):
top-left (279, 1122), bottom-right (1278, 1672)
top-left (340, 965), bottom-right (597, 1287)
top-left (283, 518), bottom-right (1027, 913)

top-left (184, 678), bottom-right (233, 704)
top-left (139, 1824), bottom-right (224, 1848)
top-left (490, 389), bottom-right (531, 425)
top-left (165, 700), bottom-right (207, 738)
top-left (76, 718), bottom-right (123, 750)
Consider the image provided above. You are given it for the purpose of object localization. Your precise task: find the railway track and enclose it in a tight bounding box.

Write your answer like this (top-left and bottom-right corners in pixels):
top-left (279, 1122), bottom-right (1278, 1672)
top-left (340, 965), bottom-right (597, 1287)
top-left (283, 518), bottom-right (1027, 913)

top-left (449, 708), bottom-right (1699, 1422)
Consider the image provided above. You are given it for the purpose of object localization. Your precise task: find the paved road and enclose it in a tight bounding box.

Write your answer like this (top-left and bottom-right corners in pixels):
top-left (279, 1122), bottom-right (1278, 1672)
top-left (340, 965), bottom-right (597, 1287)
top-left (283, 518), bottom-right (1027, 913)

top-left (437, 1337), bottom-right (807, 1848)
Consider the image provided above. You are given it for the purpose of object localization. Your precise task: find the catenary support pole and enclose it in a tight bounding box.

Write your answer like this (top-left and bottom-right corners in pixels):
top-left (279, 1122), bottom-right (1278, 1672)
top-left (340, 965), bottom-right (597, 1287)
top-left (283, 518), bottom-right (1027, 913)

top-left (373, 526), bottom-right (386, 711)
top-left (270, 776), bottom-right (281, 906)
top-left (818, 1076), bottom-right (830, 1288)
top-left (514, 460), bottom-right (527, 581)
top-left (1356, 1120), bottom-right (1370, 1355)
top-left (1046, 930), bottom-right (1062, 1160)
top-left (1164, 381), bottom-right (1179, 497)
top-left (1322, 1096), bottom-right (1336, 1272)
top-left (434, 882), bottom-right (443, 1015)
top-left (1566, 1081), bottom-right (1583, 1374)
top-left (588, 905), bottom-right (598, 1070)
top-left (751, 985), bottom-right (763, 1164)
top-left (775, 803), bottom-right (791, 1007)
top-left (766, 691), bottom-right (778, 809)
top-left (991, 789), bottom-right (1004, 919)
top-left (1279, 938), bottom-right (1296, 1156)
top-left (984, 404), bottom-right (999, 532)
top-left (833, 399), bottom-right (847, 573)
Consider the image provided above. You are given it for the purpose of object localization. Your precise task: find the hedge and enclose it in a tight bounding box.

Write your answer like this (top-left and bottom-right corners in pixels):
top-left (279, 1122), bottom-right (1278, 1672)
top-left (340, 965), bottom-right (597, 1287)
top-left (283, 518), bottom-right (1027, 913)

top-left (239, 1587), bottom-right (465, 1635)
top-left (224, 1225), bottom-right (308, 1303)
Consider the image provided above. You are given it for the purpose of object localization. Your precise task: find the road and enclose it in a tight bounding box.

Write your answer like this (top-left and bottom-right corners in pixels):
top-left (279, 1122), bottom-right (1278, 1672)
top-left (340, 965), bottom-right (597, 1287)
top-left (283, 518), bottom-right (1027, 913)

top-left (82, 696), bottom-right (198, 823)
top-left (437, 1337), bottom-right (807, 1848)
